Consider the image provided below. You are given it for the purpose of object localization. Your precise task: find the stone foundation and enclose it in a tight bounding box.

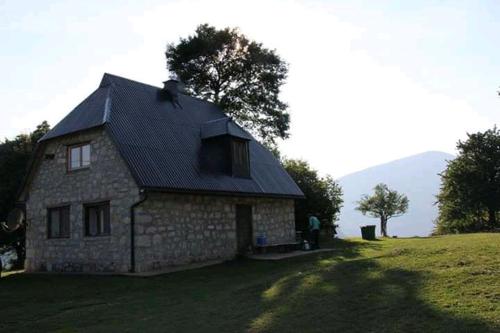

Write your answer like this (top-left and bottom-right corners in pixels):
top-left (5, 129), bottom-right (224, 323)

top-left (134, 193), bottom-right (295, 272)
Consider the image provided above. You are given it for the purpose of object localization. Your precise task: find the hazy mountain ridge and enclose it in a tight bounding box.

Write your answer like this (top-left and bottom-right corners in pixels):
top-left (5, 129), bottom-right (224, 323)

top-left (337, 151), bottom-right (455, 237)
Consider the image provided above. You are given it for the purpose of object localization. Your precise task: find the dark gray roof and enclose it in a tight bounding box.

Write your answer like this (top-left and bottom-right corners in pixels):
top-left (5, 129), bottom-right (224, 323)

top-left (41, 88), bottom-right (110, 141)
top-left (40, 73), bottom-right (303, 198)
top-left (201, 117), bottom-right (252, 140)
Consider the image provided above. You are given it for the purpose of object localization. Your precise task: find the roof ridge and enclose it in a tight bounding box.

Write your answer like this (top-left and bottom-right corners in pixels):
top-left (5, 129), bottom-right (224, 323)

top-left (100, 73), bottom-right (223, 105)
top-left (99, 73), bottom-right (161, 90)
top-left (102, 86), bottom-right (112, 123)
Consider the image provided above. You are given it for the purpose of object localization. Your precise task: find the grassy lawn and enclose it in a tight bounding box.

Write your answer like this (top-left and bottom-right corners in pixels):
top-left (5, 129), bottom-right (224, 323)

top-left (1, 234), bottom-right (499, 332)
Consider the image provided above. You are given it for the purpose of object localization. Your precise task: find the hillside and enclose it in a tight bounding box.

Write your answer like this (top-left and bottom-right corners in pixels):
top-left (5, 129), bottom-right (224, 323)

top-left (1, 234), bottom-right (498, 332)
top-left (337, 151), bottom-right (454, 237)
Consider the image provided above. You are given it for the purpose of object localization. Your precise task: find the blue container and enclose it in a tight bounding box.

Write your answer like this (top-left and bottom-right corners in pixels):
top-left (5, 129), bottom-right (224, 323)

top-left (256, 234), bottom-right (267, 246)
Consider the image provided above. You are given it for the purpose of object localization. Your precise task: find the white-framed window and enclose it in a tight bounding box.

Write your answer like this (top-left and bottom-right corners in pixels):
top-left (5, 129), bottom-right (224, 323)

top-left (67, 143), bottom-right (91, 171)
top-left (84, 202), bottom-right (110, 237)
top-left (47, 206), bottom-right (70, 239)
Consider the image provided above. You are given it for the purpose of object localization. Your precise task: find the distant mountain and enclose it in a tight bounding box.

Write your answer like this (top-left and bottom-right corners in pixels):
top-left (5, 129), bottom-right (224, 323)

top-left (337, 151), bottom-right (454, 237)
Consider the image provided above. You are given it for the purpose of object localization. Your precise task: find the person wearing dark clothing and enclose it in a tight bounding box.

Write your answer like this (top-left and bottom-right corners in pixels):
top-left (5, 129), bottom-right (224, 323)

top-left (331, 223), bottom-right (338, 239)
top-left (308, 214), bottom-right (321, 250)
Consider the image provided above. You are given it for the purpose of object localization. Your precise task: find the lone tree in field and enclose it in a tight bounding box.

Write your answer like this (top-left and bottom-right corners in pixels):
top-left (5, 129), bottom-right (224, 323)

top-left (436, 126), bottom-right (500, 234)
top-left (166, 24), bottom-right (290, 147)
top-left (356, 183), bottom-right (409, 237)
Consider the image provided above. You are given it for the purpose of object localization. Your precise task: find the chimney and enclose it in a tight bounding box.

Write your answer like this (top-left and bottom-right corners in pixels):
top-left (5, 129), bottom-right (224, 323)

top-left (163, 79), bottom-right (179, 97)
top-left (162, 74), bottom-right (185, 107)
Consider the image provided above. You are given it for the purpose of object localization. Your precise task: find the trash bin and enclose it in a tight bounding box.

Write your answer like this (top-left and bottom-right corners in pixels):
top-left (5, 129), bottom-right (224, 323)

top-left (360, 225), bottom-right (376, 240)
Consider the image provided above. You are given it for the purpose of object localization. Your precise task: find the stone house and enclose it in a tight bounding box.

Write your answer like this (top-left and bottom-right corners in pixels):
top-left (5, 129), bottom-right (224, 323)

top-left (18, 74), bottom-right (303, 273)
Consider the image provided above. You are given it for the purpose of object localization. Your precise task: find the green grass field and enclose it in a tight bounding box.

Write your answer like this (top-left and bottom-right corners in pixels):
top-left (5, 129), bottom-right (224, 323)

top-left (1, 234), bottom-right (499, 332)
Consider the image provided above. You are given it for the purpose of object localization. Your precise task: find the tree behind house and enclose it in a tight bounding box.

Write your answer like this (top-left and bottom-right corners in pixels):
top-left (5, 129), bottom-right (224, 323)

top-left (435, 126), bottom-right (500, 234)
top-left (166, 24), bottom-right (290, 147)
top-left (356, 183), bottom-right (409, 237)
top-left (0, 121), bottom-right (49, 221)
top-left (0, 121), bottom-right (50, 268)
top-left (283, 159), bottom-right (343, 232)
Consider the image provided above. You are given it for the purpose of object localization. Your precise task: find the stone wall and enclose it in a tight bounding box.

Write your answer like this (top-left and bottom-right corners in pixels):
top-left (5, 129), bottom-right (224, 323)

top-left (24, 128), bottom-right (140, 273)
top-left (134, 193), bottom-right (295, 272)
top-left (24, 128), bottom-right (296, 274)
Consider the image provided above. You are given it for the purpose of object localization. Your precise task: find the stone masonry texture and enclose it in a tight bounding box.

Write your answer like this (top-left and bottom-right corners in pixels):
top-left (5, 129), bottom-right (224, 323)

top-left (134, 193), bottom-right (295, 272)
top-left (24, 128), bottom-right (296, 273)
top-left (25, 128), bottom-right (140, 273)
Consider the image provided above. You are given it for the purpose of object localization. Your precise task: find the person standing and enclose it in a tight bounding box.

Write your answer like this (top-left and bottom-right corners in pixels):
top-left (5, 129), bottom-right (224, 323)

top-left (331, 223), bottom-right (338, 239)
top-left (308, 214), bottom-right (321, 250)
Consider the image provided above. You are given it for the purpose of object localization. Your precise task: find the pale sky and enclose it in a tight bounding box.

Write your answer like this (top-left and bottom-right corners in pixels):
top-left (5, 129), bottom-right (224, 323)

top-left (1, 0), bottom-right (499, 177)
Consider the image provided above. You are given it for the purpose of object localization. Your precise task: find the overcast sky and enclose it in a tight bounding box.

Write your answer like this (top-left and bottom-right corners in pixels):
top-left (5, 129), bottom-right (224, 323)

top-left (1, 0), bottom-right (499, 177)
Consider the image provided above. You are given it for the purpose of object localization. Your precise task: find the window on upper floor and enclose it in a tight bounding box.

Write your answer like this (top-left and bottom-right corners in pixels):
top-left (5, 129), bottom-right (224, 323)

top-left (68, 143), bottom-right (91, 171)
top-left (84, 202), bottom-right (110, 237)
top-left (231, 139), bottom-right (250, 178)
top-left (47, 206), bottom-right (70, 239)
top-left (200, 136), bottom-right (251, 178)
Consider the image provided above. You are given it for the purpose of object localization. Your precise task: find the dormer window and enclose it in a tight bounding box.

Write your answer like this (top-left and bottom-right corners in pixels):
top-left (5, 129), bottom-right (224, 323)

top-left (68, 143), bottom-right (91, 171)
top-left (231, 139), bottom-right (250, 178)
top-left (200, 118), bottom-right (252, 178)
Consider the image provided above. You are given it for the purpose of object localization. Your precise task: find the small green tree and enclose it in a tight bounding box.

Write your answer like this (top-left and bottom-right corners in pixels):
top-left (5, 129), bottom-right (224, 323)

top-left (436, 126), bottom-right (500, 233)
top-left (166, 24), bottom-right (290, 147)
top-left (356, 183), bottom-right (409, 237)
top-left (283, 159), bottom-right (343, 231)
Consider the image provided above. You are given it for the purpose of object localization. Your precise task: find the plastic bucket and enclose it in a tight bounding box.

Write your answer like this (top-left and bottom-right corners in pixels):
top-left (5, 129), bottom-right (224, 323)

top-left (256, 235), bottom-right (267, 246)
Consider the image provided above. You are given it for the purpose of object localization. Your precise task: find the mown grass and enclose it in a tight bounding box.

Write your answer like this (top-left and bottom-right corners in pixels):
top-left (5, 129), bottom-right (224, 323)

top-left (0, 234), bottom-right (498, 332)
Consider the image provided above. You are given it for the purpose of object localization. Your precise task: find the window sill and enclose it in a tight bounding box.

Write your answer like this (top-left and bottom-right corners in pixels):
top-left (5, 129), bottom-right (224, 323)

top-left (83, 235), bottom-right (111, 240)
top-left (67, 166), bottom-right (90, 174)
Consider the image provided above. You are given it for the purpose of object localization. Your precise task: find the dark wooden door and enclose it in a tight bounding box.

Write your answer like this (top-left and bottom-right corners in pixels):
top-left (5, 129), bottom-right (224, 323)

top-left (236, 205), bottom-right (253, 254)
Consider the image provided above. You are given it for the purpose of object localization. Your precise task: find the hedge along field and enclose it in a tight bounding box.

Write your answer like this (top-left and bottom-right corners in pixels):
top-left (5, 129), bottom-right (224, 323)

top-left (0, 234), bottom-right (499, 332)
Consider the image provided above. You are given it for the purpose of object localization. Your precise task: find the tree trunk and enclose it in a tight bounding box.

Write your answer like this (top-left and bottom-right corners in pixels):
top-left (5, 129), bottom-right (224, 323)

top-left (487, 208), bottom-right (497, 229)
top-left (380, 217), bottom-right (388, 237)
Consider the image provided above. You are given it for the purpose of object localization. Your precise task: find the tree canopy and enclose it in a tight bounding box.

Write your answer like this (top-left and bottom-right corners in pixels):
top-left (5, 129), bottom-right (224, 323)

top-left (356, 183), bottom-right (409, 237)
top-left (0, 121), bottom-right (50, 221)
top-left (166, 24), bottom-right (290, 147)
top-left (435, 127), bottom-right (500, 234)
top-left (283, 159), bottom-right (343, 231)
top-left (0, 121), bottom-right (50, 268)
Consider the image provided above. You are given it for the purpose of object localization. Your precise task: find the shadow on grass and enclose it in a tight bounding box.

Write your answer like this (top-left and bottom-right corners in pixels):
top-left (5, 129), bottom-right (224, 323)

top-left (321, 237), bottom-right (382, 254)
top-left (247, 244), bottom-right (496, 333)
top-left (0, 239), bottom-right (497, 333)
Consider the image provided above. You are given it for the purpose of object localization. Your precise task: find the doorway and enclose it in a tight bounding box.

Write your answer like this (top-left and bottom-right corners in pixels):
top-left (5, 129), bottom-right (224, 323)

top-left (236, 205), bottom-right (253, 254)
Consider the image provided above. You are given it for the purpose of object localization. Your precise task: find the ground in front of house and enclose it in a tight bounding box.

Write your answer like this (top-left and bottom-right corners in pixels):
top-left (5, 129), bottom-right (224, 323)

top-left (1, 234), bottom-right (499, 332)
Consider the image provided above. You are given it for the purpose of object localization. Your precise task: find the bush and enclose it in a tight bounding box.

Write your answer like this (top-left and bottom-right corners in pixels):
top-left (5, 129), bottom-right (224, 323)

top-left (282, 159), bottom-right (343, 231)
